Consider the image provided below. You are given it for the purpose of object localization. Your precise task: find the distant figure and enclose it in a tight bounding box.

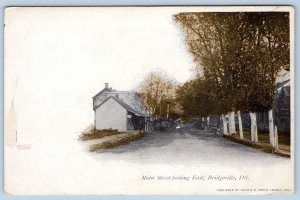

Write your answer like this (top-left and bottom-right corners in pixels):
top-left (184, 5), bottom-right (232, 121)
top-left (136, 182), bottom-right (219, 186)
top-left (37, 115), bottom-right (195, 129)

top-left (139, 118), bottom-right (146, 133)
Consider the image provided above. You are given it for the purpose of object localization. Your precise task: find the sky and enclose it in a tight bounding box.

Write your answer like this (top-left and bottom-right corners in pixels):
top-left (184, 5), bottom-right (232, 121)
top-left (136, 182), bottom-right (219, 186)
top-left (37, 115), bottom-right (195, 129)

top-left (4, 7), bottom-right (199, 144)
top-left (6, 7), bottom-right (196, 91)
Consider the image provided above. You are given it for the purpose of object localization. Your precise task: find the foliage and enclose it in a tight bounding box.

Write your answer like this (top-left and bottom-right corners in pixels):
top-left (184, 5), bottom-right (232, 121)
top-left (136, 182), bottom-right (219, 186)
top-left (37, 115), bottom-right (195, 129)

top-left (174, 12), bottom-right (289, 116)
top-left (176, 78), bottom-right (224, 118)
top-left (138, 71), bottom-right (180, 119)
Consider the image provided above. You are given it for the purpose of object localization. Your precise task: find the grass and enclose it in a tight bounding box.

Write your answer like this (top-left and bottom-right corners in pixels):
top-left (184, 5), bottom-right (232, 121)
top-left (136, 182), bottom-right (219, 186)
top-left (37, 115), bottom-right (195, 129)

top-left (240, 131), bottom-right (290, 145)
top-left (79, 128), bottom-right (121, 141)
top-left (237, 131), bottom-right (290, 152)
top-left (224, 131), bottom-right (291, 158)
top-left (89, 132), bottom-right (145, 152)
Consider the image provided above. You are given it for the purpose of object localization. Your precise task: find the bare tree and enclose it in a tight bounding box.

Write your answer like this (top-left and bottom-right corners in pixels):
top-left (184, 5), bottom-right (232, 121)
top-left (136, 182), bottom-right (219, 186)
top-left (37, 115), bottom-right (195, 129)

top-left (138, 71), bottom-right (179, 119)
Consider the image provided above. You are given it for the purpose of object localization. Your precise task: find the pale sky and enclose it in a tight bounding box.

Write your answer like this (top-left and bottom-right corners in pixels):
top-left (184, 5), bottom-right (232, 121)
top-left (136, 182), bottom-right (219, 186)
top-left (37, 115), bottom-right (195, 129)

top-left (6, 7), bottom-right (197, 91)
top-left (5, 7), bottom-right (198, 143)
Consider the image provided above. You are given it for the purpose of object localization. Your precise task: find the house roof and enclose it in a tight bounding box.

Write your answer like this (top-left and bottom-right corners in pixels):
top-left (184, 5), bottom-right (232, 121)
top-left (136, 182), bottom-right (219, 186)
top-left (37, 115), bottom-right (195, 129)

top-left (275, 79), bottom-right (290, 91)
top-left (93, 88), bottom-right (138, 99)
top-left (92, 88), bottom-right (111, 99)
top-left (276, 69), bottom-right (290, 84)
top-left (95, 95), bottom-right (148, 117)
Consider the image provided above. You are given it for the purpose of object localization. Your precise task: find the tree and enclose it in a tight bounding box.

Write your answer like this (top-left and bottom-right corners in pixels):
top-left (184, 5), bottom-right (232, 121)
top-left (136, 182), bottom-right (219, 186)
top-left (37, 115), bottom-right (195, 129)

top-left (234, 13), bottom-right (290, 143)
top-left (138, 71), bottom-right (179, 119)
top-left (176, 77), bottom-right (223, 119)
top-left (174, 13), bottom-right (244, 135)
top-left (174, 12), bottom-right (290, 144)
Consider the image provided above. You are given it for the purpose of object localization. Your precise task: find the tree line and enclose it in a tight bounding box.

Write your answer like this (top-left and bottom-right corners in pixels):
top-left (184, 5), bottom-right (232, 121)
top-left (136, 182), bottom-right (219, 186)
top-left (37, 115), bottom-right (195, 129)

top-left (138, 12), bottom-right (289, 148)
top-left (174, 12), bottom-right (289, 146)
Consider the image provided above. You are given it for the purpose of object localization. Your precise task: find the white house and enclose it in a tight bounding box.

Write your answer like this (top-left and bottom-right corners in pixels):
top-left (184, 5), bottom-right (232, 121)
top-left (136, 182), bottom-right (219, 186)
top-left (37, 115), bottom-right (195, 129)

top-left (93, 83), bottom-right (148, 131)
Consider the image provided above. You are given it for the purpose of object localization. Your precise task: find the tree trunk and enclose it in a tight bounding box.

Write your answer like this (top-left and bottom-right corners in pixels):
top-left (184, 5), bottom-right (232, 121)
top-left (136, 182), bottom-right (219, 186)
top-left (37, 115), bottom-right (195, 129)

top-left (228, 111), bottom-right (236, 135)
top-left (207, 116), bottom-right (210, 126)
top-left (268, 109), bottom-right (275, 147)
top-left (221, 114), bottom-right (228, 135)
top-left (237, 111), bottom-right (244, 139)
top-left (274, 125), bottom-right (279, 151)
top-left (249, 112), bottom-right (258, 142)
top-left (166, 104), bottom-right (170, 119)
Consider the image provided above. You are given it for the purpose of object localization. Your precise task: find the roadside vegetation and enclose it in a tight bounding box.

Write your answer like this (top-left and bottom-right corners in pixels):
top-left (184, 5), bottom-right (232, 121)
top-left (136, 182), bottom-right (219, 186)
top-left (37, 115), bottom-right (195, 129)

top-left (79, 125), bottom-right (120, 141)
top-left (89, 132), bottom-right (145, 152)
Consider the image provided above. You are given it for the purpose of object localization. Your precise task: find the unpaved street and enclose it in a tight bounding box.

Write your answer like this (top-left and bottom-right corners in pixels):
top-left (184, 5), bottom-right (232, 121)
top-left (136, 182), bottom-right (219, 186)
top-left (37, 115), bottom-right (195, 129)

top-left (95, 128), bottom-right (290, 167)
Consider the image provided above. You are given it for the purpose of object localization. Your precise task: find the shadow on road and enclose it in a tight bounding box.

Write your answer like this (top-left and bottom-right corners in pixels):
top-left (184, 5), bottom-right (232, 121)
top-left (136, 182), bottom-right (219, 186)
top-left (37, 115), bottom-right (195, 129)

top-left (102, 127), bottom-right (225, 154)
top-left (102, 131), bottom-right (177, 154)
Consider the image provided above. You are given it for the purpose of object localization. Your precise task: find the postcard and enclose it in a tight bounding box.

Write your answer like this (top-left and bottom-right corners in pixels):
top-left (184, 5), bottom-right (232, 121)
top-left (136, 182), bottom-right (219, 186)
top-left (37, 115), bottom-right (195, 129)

top-left (4, 6), bottom-right (294, 195)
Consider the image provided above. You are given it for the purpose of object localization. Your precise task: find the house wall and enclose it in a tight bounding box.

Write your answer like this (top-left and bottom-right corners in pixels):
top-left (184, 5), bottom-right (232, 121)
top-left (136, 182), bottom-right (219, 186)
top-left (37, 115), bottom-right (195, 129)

top-left (274, 86), bottom-right (290, 133)
top-left (95, 98), bottom-right (127, 131)
top-left (93, 91), bottom-right (110, 110)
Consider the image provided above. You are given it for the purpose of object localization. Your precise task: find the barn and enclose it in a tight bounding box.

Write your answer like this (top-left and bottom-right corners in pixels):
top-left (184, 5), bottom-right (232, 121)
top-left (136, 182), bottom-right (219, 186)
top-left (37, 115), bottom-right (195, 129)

top-left (93, 83), bottom-right (148, 131)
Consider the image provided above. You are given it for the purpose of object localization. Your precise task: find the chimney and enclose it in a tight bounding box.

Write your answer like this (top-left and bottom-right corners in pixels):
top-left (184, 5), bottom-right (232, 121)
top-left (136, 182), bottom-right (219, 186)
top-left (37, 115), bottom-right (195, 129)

top-left (104, 83), bottom-right (109, 89)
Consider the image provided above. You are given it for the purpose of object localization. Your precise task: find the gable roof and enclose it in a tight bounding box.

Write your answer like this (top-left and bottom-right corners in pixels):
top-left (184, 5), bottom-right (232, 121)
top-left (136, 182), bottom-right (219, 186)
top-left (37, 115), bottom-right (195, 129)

top-left (276, 79), bottom-right (290, 89)
top-left (95, 95), bottom-right (147, 117)
top-left (92, 88), bottom-right (111, 99)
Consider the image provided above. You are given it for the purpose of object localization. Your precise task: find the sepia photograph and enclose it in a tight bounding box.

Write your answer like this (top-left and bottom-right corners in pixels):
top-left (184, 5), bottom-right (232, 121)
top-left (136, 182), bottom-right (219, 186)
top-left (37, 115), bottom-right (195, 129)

top-left (4, 6), bottom-right (294, 195)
